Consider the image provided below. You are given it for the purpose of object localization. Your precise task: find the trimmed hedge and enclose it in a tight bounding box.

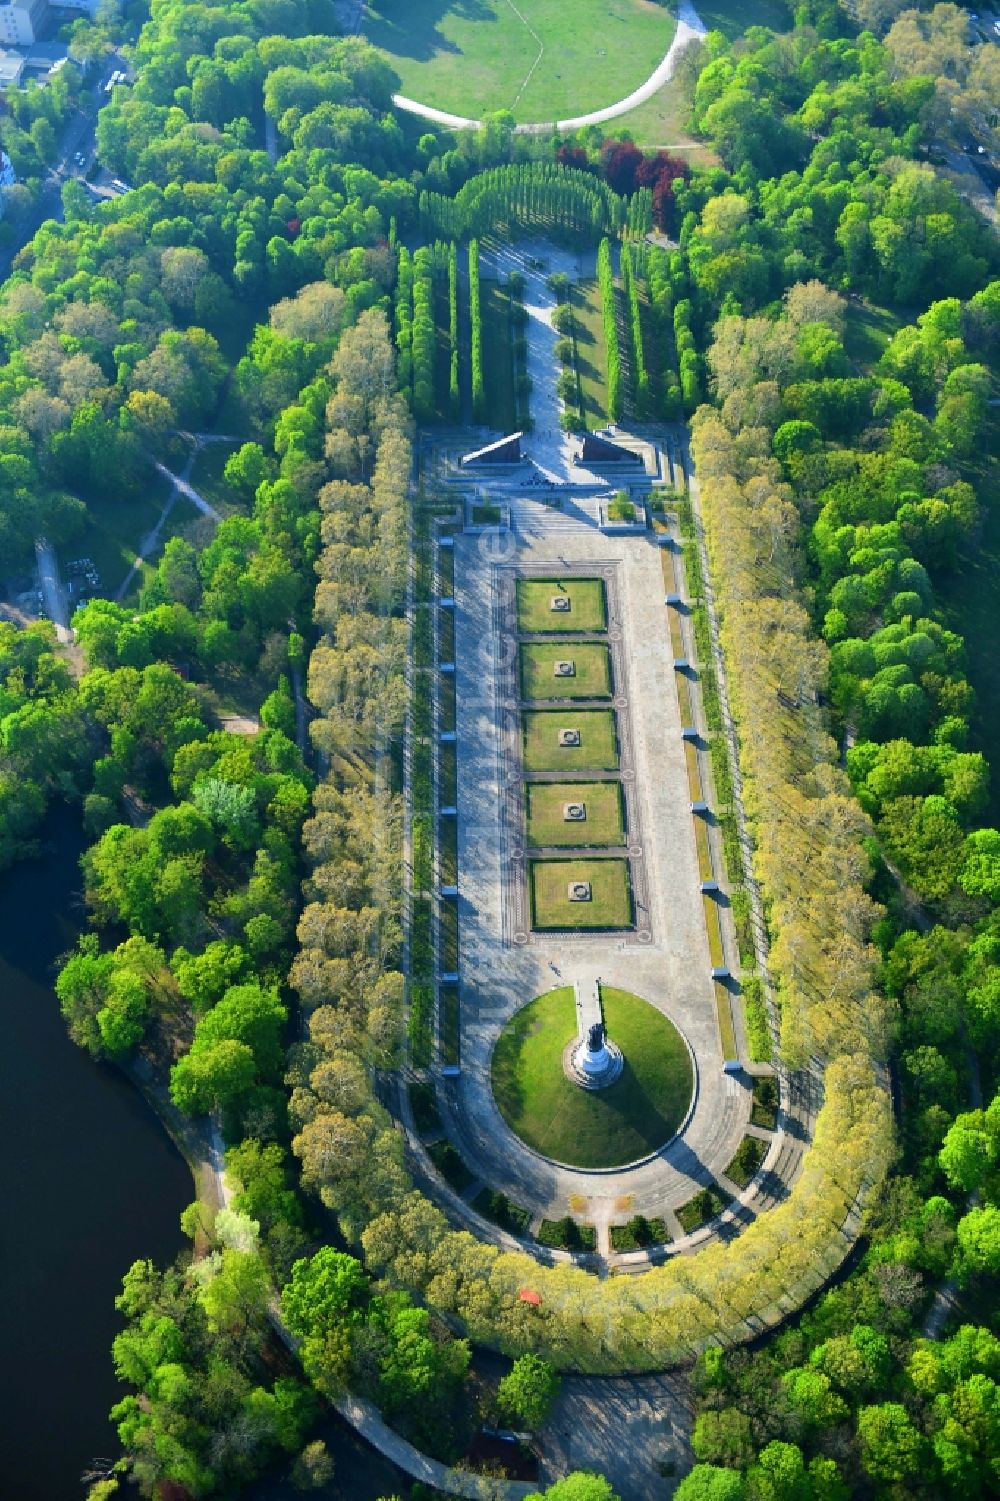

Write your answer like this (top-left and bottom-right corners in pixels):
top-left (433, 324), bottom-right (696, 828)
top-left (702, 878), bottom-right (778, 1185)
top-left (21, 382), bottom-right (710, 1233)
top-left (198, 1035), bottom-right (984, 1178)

top-left (419, 162), bottom-right (626, 241)
top-left (610, 1214), bottom-right (669, 1251)
top-left (410, 1081), bottom-right (443, 1136)
top-left (597, 237), bottom-right (623, 423)
top-left (677, 1185), bottom-right (727, 1234)
top-left (674, 298), bottom-right (701, 413)
top-left (742, 975), bottom-right (772, 1062)
top-left (469, 237), bottom-right (485, 423)
top-left (473, 1187), bottom-right (531, 1236)
top-left (409, 975), bottom-right (434, 1067)
top-left (537, 1216), bottom-right (597, 1252)
top-left (412, 811), bottom-right (433, 893)
top-left (725, 1134), bottom-right (767, 1189)
top-left (448, 240), bottom-right (460, 419)
top-left (412, 245), bottom-right (436, 421)
top-left (395, 245), bottom-right (414, 394)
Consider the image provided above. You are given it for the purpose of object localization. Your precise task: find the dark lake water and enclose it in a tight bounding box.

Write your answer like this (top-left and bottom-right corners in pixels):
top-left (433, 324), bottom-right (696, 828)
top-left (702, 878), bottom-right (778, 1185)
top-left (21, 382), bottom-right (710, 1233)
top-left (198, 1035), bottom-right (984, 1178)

top-left (0, 805), bottom-right (192, 1501)
top-left (0, 804), bottom-right (409, 1501)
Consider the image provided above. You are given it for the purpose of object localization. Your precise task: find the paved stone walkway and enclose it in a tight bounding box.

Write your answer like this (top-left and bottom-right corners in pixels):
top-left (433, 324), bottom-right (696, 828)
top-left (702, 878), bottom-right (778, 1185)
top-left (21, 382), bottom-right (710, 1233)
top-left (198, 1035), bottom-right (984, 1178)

top-left (334, 1394), bottom-right (535, 1500)
top-left (540, 1370), bottom-right (695, 1500)
top-left (445, 501), bottom-right (752, 1231)
top-left (480, 238), bottom-right (612, 487)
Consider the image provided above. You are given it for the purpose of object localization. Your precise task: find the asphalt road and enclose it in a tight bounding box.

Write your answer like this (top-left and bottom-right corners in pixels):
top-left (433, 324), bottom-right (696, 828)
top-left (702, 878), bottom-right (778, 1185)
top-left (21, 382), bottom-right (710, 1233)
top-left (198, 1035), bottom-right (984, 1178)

top-left (0, 54), bottom-right (125, 280)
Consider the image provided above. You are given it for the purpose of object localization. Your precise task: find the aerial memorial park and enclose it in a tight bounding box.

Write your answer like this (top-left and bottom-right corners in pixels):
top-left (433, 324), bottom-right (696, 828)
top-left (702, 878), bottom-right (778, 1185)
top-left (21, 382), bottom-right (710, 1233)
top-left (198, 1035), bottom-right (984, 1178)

top-left (0, 0), bottom-right (998, 1496)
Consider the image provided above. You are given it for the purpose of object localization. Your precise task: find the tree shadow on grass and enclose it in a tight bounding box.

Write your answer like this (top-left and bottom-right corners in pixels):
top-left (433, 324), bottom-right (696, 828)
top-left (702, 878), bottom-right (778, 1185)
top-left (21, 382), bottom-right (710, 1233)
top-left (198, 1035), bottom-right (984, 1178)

top-left (530, 1051), bottom-right (692, 1168)
top-left (365, 0), bottom-right (498, 64)
top-left (600, 1055), bottom-right (691, 1152)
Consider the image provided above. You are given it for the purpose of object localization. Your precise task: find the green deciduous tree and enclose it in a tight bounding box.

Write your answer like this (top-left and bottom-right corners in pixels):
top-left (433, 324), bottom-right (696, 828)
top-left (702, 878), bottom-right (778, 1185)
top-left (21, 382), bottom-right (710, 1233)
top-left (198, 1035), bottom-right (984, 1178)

top-left (857, 1402), bottom-right (925, 1484)
top-left (497, 1353), bottom-right (561, 1430)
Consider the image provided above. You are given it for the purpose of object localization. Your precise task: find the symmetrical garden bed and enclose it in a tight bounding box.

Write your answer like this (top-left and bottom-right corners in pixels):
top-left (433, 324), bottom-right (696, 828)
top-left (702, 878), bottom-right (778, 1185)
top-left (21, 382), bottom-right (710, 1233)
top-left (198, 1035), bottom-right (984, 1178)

top-left (521, 708), bottom-right (620, 772)
top-left (529, 857), bottom-right (633, 930)
top-left (512, 576), bottom-right (635, 933)
top-left (516, 576), bottom-right (608, 633)
top-left (519, 640), bottom-right (612, 700)
top-left (525, 780), bottom-right (625, 848)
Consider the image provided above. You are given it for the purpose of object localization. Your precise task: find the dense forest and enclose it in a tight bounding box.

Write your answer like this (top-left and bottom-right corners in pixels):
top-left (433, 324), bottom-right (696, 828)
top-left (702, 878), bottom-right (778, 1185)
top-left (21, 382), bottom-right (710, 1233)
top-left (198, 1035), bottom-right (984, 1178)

top-left (0, 0), bottom-right (998, 1494)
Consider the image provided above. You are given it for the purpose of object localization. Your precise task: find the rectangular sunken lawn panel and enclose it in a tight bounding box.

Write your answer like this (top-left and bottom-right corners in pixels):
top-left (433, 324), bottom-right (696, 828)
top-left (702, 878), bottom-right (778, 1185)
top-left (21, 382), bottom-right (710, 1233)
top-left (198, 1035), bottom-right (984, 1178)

top-left (522, 709), bottom-right (620, 772)
top-left (530, 857), bottom-right (634, 930)
top-left (526, 781), bottom-right (625, 848)
top-left (520, 641), bottom-right (612, 701)
top-left (516, 577), bottom-right (608, 634)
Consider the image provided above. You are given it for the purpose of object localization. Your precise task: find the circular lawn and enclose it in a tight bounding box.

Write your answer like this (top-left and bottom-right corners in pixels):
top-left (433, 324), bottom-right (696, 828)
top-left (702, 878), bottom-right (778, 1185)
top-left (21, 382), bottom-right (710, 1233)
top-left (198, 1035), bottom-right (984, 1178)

top-left (365, 0), bottom-right (675, 126)
top-left (491, 986), bottom-right (693, 1169)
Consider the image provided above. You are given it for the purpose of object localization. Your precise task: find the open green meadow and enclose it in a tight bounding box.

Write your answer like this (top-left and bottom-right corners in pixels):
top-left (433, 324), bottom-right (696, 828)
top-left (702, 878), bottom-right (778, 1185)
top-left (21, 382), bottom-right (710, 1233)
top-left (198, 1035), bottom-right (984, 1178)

top-left (517, 577), bottom-right (607, 634)
top-left (80, 479), bottom-right (198, 604)
top-left (530, 857), bottom-right (633, 929)
top-left (522, 709), bottom-right (620, 772)
top-left (520, 641), bottom-right (612, 700)
top-left (526, 781), bottom-right (625, 847)
top-left (491, 986), bottom-right (693, 1167)
top-left (366, 0), bottom-right (675, 123)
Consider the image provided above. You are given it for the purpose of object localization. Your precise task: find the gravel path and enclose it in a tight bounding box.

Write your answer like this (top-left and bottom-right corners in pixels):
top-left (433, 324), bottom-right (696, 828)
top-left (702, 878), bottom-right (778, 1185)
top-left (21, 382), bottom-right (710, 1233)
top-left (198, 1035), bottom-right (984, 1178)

top-left (34, 538), bottom-right (71, 642)
top-left (540, 1370), bottom-right (695, 1500)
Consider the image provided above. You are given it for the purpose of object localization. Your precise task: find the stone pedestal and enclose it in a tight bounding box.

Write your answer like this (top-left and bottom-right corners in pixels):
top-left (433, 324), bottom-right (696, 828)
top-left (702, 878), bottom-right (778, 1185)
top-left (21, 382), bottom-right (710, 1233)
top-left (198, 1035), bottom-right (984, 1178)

top-left (562, 978), bottom-right (624, 1091)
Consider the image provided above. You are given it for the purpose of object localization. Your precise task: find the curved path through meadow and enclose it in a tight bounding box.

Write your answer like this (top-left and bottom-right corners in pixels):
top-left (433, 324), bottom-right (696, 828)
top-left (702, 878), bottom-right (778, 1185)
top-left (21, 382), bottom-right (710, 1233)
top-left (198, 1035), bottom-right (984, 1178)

top-left (392, 0), bottom-right (707, 133)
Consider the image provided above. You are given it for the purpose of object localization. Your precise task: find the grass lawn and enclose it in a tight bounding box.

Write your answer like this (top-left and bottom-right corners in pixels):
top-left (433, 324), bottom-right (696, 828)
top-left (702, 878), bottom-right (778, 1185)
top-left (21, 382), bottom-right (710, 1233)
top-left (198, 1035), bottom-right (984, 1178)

top-left (522, 709), bottom-right (619, 772)
top-left (516, 577), bottom-right (607, 634)
top-left (843, 299), bottom-right (901, 370)
top-left (212, 378), bottom-right (257, 440)
top-left (526, 781), bottom-right (625, 847)
top-left (530, 857), bottom-right (632, 929)
top-left (696, 0), bottom-right (790, 36)
top-left (188, 441), bottom-right (241, 514)
top-left (571, 279), bottom-right (610, 430)
top-left (491, 986), bottom-right (694, 1168)
top-left (78, 477), bottom-right (195, 602)
top-left (608, 69), bottom-right (715, 156)
top-left (482, 279), bottom-right (516, 432)
top-left (520, 641), bottom-right (611, 700)
top-left (366, 0), bottom-right (674, 124)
